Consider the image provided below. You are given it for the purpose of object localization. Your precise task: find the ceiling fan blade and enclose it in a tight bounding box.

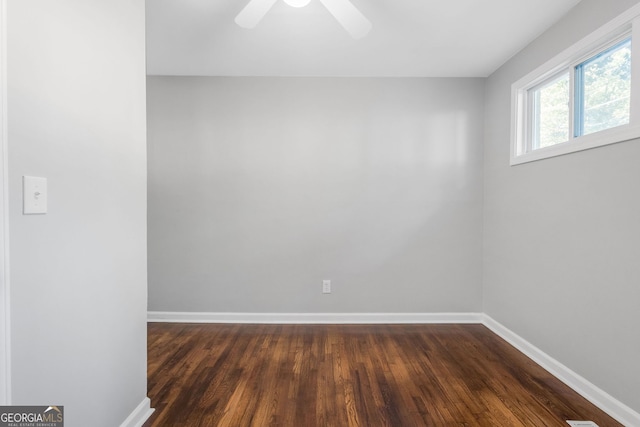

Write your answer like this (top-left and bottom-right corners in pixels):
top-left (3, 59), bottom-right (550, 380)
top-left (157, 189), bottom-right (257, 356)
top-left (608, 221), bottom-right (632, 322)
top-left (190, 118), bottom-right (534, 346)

top-left (318, 0), bottom-right (372, 39)
top-left (235, 0), bottom-right (278, 29)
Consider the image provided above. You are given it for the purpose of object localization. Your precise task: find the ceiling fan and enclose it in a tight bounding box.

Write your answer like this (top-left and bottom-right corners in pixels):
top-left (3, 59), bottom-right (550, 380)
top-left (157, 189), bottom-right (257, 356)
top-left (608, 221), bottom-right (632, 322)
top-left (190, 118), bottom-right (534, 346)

top-left (235, 0), bottom-right (372, 39)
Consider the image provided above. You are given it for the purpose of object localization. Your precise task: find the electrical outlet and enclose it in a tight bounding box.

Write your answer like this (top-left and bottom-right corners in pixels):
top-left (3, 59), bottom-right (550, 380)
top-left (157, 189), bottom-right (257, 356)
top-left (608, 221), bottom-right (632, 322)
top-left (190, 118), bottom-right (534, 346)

top-left (322, 280), bottom-right (331, 294)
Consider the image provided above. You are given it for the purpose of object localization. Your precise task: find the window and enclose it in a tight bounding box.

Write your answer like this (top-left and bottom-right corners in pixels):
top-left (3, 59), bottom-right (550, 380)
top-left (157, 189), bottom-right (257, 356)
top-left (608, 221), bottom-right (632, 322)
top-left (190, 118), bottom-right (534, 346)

top-left (575, 38), bottom-right (631, 137)
top-left (532, 71), bottom-right (570, 150)
top-left (511, 5), bottom-right (640, 165)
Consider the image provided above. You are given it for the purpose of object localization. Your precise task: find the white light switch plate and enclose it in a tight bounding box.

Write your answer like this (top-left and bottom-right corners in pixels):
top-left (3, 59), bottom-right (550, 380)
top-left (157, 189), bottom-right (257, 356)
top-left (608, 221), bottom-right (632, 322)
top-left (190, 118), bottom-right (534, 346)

top-left (23, 176), bottom-right (47, 214)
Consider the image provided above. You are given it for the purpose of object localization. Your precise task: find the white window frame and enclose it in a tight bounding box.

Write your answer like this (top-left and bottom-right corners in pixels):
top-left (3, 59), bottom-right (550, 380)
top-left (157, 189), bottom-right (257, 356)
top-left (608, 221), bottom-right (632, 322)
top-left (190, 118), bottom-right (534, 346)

top-left (511, 4), bottom-right (640, 166)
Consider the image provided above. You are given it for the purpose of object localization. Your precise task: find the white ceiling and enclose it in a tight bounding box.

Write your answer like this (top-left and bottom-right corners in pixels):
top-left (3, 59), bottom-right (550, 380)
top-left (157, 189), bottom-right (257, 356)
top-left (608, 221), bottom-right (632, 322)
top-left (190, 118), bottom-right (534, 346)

top-left (146, 0), bottom-right (582, 77)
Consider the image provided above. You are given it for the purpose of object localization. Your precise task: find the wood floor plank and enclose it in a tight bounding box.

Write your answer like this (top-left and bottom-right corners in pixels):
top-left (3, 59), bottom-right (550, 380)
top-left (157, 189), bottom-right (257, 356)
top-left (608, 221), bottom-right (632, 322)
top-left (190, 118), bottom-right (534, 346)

top-left (144, 324), bottom-right (622, 427)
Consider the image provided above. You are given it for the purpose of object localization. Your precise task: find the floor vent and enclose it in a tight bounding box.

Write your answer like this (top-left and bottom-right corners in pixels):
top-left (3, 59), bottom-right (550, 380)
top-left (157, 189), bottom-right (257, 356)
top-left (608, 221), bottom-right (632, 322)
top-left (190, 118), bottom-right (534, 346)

top-left (566, 422), bottom-right (599, 427)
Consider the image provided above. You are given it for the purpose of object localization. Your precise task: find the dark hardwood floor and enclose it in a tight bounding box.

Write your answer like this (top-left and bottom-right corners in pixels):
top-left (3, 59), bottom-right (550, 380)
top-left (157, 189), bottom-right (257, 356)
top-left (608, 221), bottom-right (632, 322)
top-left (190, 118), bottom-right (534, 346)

top-left (144, 323), bottom-right (621, 426)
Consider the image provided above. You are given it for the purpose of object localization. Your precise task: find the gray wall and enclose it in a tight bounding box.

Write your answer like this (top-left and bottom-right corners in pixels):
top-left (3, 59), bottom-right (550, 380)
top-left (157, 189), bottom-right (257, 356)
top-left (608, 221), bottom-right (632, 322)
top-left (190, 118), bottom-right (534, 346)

top-left (147, 77), bottom-right (484, 313)
top-left (7, 1), bottom-right (148, 426)
top-left (484, 0), bottom-right (640, 415)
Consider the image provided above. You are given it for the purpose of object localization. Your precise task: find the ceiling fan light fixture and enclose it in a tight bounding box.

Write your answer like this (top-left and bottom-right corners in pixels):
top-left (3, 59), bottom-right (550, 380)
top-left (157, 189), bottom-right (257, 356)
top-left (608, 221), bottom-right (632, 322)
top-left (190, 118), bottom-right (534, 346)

top-left (283, 0), bottom-right (312, 7)
top-left (236, 0), bottom-right (371, 39)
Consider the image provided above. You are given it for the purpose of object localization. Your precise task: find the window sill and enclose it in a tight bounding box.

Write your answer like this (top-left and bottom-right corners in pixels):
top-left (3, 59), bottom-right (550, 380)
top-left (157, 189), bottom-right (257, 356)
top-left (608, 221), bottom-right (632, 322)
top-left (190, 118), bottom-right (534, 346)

top-left (510, 124), bottom-right (640, 165)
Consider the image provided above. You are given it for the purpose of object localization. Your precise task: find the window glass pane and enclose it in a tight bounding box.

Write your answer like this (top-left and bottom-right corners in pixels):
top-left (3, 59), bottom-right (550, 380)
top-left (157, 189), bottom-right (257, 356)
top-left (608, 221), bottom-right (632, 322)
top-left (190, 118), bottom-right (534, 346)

top-left (578, 38), bottom-right (631, 136)
top-left (533, 72), bottom-right (570, 149)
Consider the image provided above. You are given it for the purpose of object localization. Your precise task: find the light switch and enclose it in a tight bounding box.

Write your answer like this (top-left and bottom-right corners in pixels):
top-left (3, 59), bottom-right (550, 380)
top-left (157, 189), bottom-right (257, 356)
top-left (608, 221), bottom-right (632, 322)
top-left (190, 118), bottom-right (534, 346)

top-left (23, 176), bottom-right (47, 214)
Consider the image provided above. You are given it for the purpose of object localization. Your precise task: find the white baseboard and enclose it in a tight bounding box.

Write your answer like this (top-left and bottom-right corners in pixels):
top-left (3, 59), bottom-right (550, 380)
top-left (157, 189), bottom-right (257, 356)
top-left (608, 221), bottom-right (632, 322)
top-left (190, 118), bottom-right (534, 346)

top-left (147, 311), bottom-right (483, 324)
top-left (119, 397), bottom-right (154, 427)
top-left (482, 314), bottom-right (640, 427)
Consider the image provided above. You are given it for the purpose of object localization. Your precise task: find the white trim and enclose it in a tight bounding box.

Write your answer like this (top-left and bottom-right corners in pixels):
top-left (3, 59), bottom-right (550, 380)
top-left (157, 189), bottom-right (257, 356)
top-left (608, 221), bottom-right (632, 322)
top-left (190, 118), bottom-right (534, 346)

top-left (482, 315), bottom-right (640, 427)
top-left (510, 3), bottom-right (640, 165)
top-left (630, 16), bottom-right (640, 127)
top-left (147, 311), bottom-right (484, 324)
top-left (510, 124), bottom-right (640, 165)
top-left (0, 0), bottom-right (10, 406)
top-left (119, 397), bottom-right (154, 427)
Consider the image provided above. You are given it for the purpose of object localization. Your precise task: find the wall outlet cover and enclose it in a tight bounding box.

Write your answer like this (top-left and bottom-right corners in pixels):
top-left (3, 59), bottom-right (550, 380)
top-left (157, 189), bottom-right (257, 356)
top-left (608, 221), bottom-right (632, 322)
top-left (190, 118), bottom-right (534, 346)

top-left (322, 280), bottom-right (331, 294)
